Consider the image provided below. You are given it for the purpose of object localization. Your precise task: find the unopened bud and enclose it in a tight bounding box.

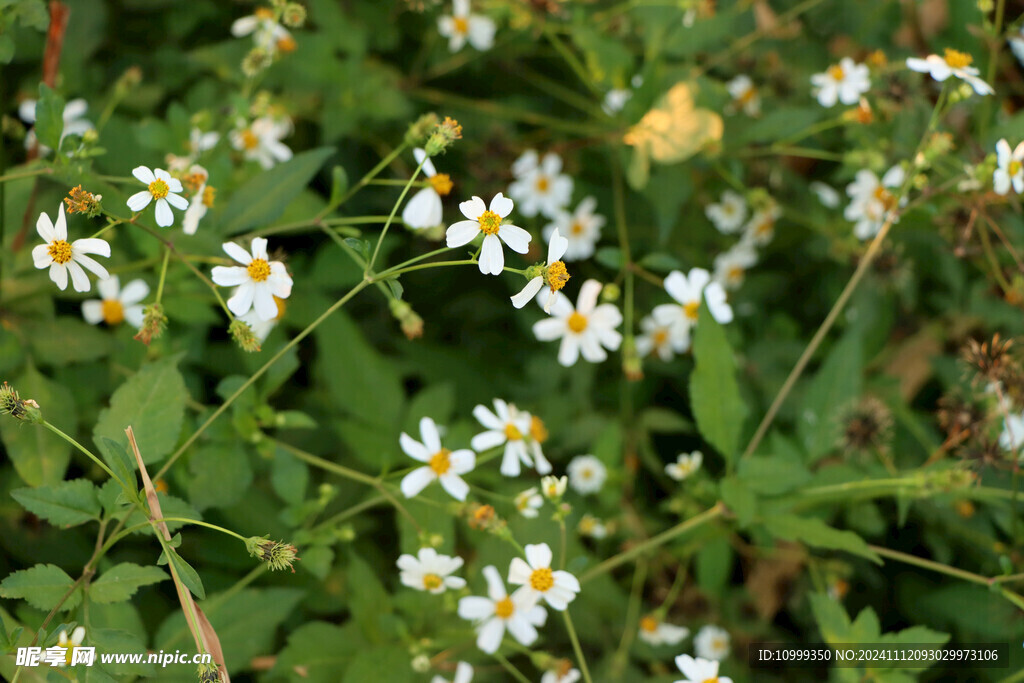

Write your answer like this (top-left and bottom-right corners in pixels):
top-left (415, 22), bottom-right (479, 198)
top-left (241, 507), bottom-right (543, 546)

top-left (229, 319), bottom-right (262, 352)
top-left (390, 299), bottom-right (424, 340)
top-left (134, 303), bottom-right (167, 345)
top-left (245, 536), bottom-right (300, 572)
top-left (282, 3), bottom-right (306, 27)
top-left (424, 116), bottom-right (462, 156)
top-left (406, 112), bottom-right (440, 147)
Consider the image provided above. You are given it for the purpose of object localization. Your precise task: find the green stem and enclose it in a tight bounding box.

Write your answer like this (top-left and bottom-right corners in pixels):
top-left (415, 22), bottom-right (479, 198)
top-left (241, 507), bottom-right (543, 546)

top-left (493, 652), bottom-right (532, 683)
top-left (0, 166), bottom-right (53, 183)
top-left (376, 259), bottom-right (478, 279)
top-left (611, 559), bottom-right (647, 678)
top-left (563, 611), bottom-right (594, 683)
top-left (543, 26), bottom-right (601, 97)
top-left (365, 157), bottom-right (426, 275)
top-left (334, 143), bottom-right (409, 208)
top-left (154, 246), bottom-right (172, 304)
top-left (41, 420), bottom-right (124, 489)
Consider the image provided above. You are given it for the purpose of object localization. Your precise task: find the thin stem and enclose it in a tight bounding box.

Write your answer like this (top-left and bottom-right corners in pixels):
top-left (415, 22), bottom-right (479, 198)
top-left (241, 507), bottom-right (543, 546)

top-left (544, 26), bottom-right (601, 97)
top-left (41, 420), bottom-right (123, 488)
top-left (611, 559), bottom-right (647, 677)
top-left (154, 246), bottom-right (172, 303)
top-left (334, 143), bottom-right (409, 208)
top-left (365, 157), bottom-right (426, 275)
top-left (150, 517), bottom-right (248, 542)
top-left (563, 611), bottom-right (594, 683)
top-left (0, 166), bottom-right (53, 183)
top-left (376, 259), bottom-right (478, 279)
top-left (493, 653), bottom-right (532, 683)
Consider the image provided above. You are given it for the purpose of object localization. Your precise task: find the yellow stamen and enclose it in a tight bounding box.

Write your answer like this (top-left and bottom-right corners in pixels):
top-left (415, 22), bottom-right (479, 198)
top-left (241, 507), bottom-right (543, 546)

top-left (255, 7), bottom-right (274, 20)
top-left (943, 48), bottom-right (972, 69)
top-left (422, 573), bottom-right (443, 590)
top-left (102, 299), bottom-right (125, 325)
top-left (429, 173), bottom-right (453, 196)
top-left (530, 416), bottom-right (548, 443)
top-left (684, 301), bottom-right (700, 321)
top-left (277, 36), bottom-right (297, 53)
top-left (504, 423), bottom-right (523, 441)
top-left (639, 616), bottom-right (659, 632)
top-left (47, 240), bottom-right (72, 265)
top-left (570, 221), bottom-right (584, 235)
top-left (728, 266), bottom-right (744, 282)
top-left (202, 185), bottom-right (216, 208)
top-left (247, 258), bottom-right (271, 282)
top-left (148, 179), bottom-right (169, 200)
top-left (702, 678), bottom-right (719, 683)
top-left (567, 312), bottom-right (588, 333)
top-left (529, 567), bottom-right (554, 592)
top-left (828, 64), bottom-right (845, 81)
top-left (1010, 160), bottom-right (1022, 177)
top-left (477, 210), bottom-right (502, 235)
top-left (545, 260), bottom-right (570, 292)
top-left (494, 596), bottom-right (514, 618)
top-left (241, 129), bottom-right (259, 150)
top-left (429, 448), bottom-right (452, 475)
top-left (738, 87), bottom-right (756, 104)
top-left (653, 329), bottom-right (668, 346)
top-left (453, 16), bottom-right (469, 35)
top-left (535, 175), bottom-right (550, 193)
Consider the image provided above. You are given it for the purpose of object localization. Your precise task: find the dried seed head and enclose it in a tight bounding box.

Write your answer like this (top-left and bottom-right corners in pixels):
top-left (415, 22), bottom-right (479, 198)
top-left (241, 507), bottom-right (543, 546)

top-left (282, 3), bottom-right (306, 27)
top-left (839, 396), bottom-right (893, 455)
top-left (229, 319), bottom-right (262, 353)
top-left (961, 334), bottom-right (1018, 387)
top-left (0, 382), bottom-right (43, 424)
top-left (134, 303), bottom-right (167, 346)
top-left (64, 185), bottom-right (102, 217)
top-left (424, 117), bottom-right (462, 156)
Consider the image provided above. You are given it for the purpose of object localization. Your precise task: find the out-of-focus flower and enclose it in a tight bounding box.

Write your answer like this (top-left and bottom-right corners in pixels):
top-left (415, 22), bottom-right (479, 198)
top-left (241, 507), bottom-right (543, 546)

top-left (127, 166), bottom-right (189, 227)
top-left (666, 451), bottom-right (703, 481)
top-left (543, 197), bottom-right (605, 261)
top-left (705, 190), bottom-right (747, 234)
top-left (397, 547), bottom-right (466, 594)
top-left (508, 151), bottom-right (573, 219)
top-left (693, 625), bottom-right (731, 661)
top-left (19, 98), bottom-right (93, 154)
top-left (438, 0), bottom-right (495, 52)
top-left (400, 417), bottom-right (476, 500)
top-left (906, 49), bottom-right (994, 95)
top-left (810, 57), bottom-right (870, 107)
top-left (566, 455), bottom-right (607, 495)
top-left (403, 148), bottom-right (453, 230)
top-left (993, 138), bottom-right (1024, 195)
top-left (533, 280), bottom-right (622, 366)
top-left (231, 116), bottom-right (293, 169)
top-left (82, 276), bottom-right (149, 329)
top-left (457, 565), bottom-right (547, 653)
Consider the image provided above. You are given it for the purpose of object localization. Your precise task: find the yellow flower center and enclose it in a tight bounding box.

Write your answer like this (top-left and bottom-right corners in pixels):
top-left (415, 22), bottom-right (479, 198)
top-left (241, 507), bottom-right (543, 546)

top-left (277, 36), bottom-right (297, 53)
top-left (47, 240), bottom-right (72, 265)
top-left (756, 218), bottom-right (774, 235)
top-left (873, 186), bottom-right (897, 211)
top-left (478, 210), bottom-right (502, 235)
top-left (241, 129), bottom-right (260, 150)
top-left (422, 573), bottom-right (443, 590)
top-left (571, 221), bottom-right (584, 235)
top-left (944, 48), bottom-right (972, 69)
top-left (639, 616), bottom-right (659, 632)
top-left (504, 423), bottom-right (523, 441)
top-left (530, 416), bottom-right (548, 443)
top-left (453, 16), bottom-right (469, 35)
top-left (247, 258), bottom-right (271, 282)
top-left (272, 295), bottom-right (287, 321)
top-left (182, 172), bottom-right (206, 193)
top-left (429, 448), bottom-right (452, 475)
top-left (713, 637), bottom-right (727, 651)
top-left (255, 7), bottom-right (274, 19)
top-left (580, 468), bottom-right (593, 480)
top-left (529, 567), bottom-right (554, 592)
top-left (828, 64), bottom-right (845, 81)
top-left (684, 301), bottom-right (700, 321)
top-left (955, 500), bottom-right (975, 518)
top-left (429, 173), bottom-right (453, 196)
top-left (535, 175), bottom-right (550, 193)
top-left (579, 517), bottom-right (595, 533)
top-left (1010, 160), bottom-right (1022, 177)
top-left (567, 312), bottom-right (588, 333)
top-left (202, 185), bottom-right (217, 208)
top-left (738, 87), bottom-right (757, 104)
top-left (653, 329), bottom-right (668, 346)
top-left (494, 596), bottom-right (515, 618)
top-left (545, 260), bottom-right (570, 292)
top-left (148, 179), bottom-right (169, 200)
top-left (102, 299), bottom-right (125, 325)
top-left (728, 266), bottom-right (744, 282)
top-left (702, 678), bottom-right (718, 683)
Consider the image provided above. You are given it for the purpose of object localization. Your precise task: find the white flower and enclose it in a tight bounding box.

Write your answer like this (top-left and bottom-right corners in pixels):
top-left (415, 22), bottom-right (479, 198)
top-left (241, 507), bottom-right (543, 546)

top-left (182, 165), bottom-right (214, 235)
top-left (458, 565), bottom-right (547, 654)
top-left (432, 662), bottom-right (474, 683)
top-left (666, 451), bottom-right (703, 481)
top-left (471, 399), bottom-right (539, 476)
top-left (126, 166), bottom-right (189, 227)
top-left (906, 49), bottom-right (994, 95)
top-left (713, 244), bottom-right (757, 292)
top-left (508, 542), bottom-right (580, 610)
top-left (566, 455), bottom-right (607, 495)
top-left (399, 417), bottom-right (476, 501)
top-left (844, 165), bottom-right (905, 240)
top-left (446, 193), bottom-right (531, 276)
top-left (636, 314), bottom-right (688, 360)
top-left (999, 412), bottom-right (1024, 454)
top-left (32, 204), bottom-right (110, 292)
top-left (810, 57), bottom-right (870, 107)
top-left (397, 547), bottom-right (466, 594)
top-left (541, 475), bottom-right (567, 500)
top-left (638, 616), bottom-right (689, 646)
top-left (508, 151), bottom-right (574, 219)
top-left (403, 148), bottom-right (452, 230)
top-left (82, 276), bottom-right (149, 329)
top-left (541, 668), bottom-right (581, 683)
top-left (1011, 31), bottom-right (1024, 68)
top-left (705, 190), bottom-right (747, 234)
top-left (438, 0), bottom-right (496, 52)
top-left (533, 279), bottom-right (622, 367)
top-left (652, 269), bottom-right (733, 343)
top-left (515, 487), bottom-right (543, 518)
top-left (674, 655), bottom-right (732, 683)
top-left (238, 299), bottom-right (284, 343)
top-left (511, 228), bottom-right (570, 312)
top-left (211, 238), bottom-right (293, 320)
top-left (740, 203), bottom-right (782, 247)
top-left (693, 625), bottom-right (731, 661)
top-left (810, 181), bottom-right (841, 208)
top-left (543, 197), bottom-right (605, 261)
top-left (526, 414), bottom-right (552, 475)
top-left (19, 98), bottom-right (93, 154)
top-left (726, 75), bottom-right (760, 117)
top-left (54, 626), bottom-right (86, 667)
top-left (232, 7), bottom-right (292, 53)
top-left (577, 514), bottom-right (606, 539)
top-left (231, 116), bottom-right (293, 169)
top-left (190, 127), bottom-right (220, 155)
top-left (993, 139), bottom-right (1024, 195)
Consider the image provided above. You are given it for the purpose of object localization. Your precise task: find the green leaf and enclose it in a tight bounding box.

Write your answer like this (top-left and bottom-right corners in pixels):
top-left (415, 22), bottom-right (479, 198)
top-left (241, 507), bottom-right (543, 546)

top-left (346, 554), bottom-right (392, 643)
top-left (0, 564), bottom-right (81, 611)
top-left (1, 365), bottom-right (75, 486)
top-left (164, 548), bottom-right (205, 600)
top-left (798, 330), bottom-right (863, 462)
top-left (343, 647), bottom-right (413, 683)
top-left (11, 479), bottom-right (101, 527)
top-left (695, 536), bottom-right (732, 598)
top-left (719, 476), bottom-right (757, 527)
top-left (638, 252), bottom-right (682, 273)
top-left (809, 592), bottom-right (851, 643)
top-left (34, 83), bottom-right (65, 151)
top-left (762, 514), bottom-right (881, 564)
top-left (689, 303), bottom-right (747, 465)
top-left (24, 318), bottom-right (112, 366)
top-left (271, 446), bottom-right (309, 504)
top-left (273, 622), bottom-right (365, 682)
top-left (186, 441), bottom-right (254, 510)
top-left (93, 357), bottom-right (188, 465)
top-left (737, 451), bottom-right (811, 496)
top-left (96, 437), bottom-right (138, 500)
top-left (330, 165), bottom-right (349, 204)
top-left (221, 147), bottom-right (335, 234)
top-left (640, 407), bottom-right (694, 434)
top-left (90, 563), bottom-right (168, 604)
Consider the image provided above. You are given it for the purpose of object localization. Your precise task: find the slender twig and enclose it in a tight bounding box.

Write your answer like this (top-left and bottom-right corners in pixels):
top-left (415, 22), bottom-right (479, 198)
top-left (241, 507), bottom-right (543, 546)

top-left (563, 611), bottom-right (594, 683)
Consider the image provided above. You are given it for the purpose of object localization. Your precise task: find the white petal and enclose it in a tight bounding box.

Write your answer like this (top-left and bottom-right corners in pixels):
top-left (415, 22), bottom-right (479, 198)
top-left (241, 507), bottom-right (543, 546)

top-left (97, 275), bottom-right (121, 300)
top-left (165, 192), bottom-right (189, 211)
top-left (227, 282), bottom-right (257, 316)
top-left (483, 565), bottom-right (507, 601)
top-left (459, 196), bottom-right (487, 220)
top-left (35, 210), bottom-right (56, 242)
top-left (403, 188), bottom-right (443, 229)
top-left (511, 277), bottom-right (544, 308)
top-left (533, 317), bottom-right (566, 341)
top-left (439, 473), bottom-right (469, 501)
top-left (558, 335), bottom-right (581, 366)
top-left (223, 241), bottom-right (254, 265)
top-left (420, 416), bottom-right (442, 453)
top-left (211, 265), bottom-right (250, 287)
top-left (497, 224), bottom-right (531, 254)
top-left (508, 557), bottom-right (533, 585)
top-left (50, 263), bottom-right (68, 290)
top-left (82, 300), bottom-right (104, 324)
top-left (489, 192), bottom-right (514, 218)
top-left (449, 449), bottom-right (476, 474)
top-left (32, 244), bottom-right (52, 268)
top-left (253, 287), bottom-right (278, 321)
top-left (132, 166), bottom-right (155, 184)
top-left (478, 234), bottom-right (504, 275)
top-left (154, 199), bottom-right (174, 227)
top-left (547, 228), bottom-right (569, 263)
top-left (476, 618), bottom-right (505, 654)
top-left (458, 596), bottom-right (495, 620)
top-left (72, 238), bottom-right (111, 257)
top-left (576, 279), bottom-right (603, 315)
top-left (126, 191), bottom-right (153, 212)
top-left (400, 467), bottom-right (436, 498)
top-left (525, 543), bottom-right (552, 569)
top-left (67, 261), bottom-right (91, 292)
top-left (446, 220), bottom-right (480, 248)
top-left (73, 253), bottom-right (109, 280)
top-left (400, 432), bottom-right (431, 461)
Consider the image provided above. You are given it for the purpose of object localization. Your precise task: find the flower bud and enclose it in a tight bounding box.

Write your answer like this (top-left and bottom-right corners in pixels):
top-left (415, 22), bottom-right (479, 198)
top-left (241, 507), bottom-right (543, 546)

top-left (245, 536), bottom-right (301, 572)
top-left (282, 3), bottom-right (306, 27)
top-left (424, 117), bottom-right (463, 156)
top-left (242, 48), bottom-right (273, 77)
top-left (0, 382), bottom-right (43, 424)
top-left (134, 303), bottom-right (168, 345)
top-left (229, 319), bottom-right (262, 353)
top-left (405, 112), bottom-right (440, 147)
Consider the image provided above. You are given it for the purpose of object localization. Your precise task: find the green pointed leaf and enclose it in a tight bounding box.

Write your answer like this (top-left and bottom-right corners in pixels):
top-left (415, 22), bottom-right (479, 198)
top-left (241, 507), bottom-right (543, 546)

top-left (11, 479), bottom-right (101, 527)
top-left (762, 514), bottom-right (881, 564)
top-left (1, 365), bottom-right (76, 486)
top-left (90, 564), bottom-right (168, 604)
top-left (34, 83), bottom-right (65, 151)
top-left (689, 302), bottom-right (747, 465)
top-left (164, 548), bottom-right (205, 600)
top-left (809, 592), bottom-right (851, 643)
top-left (0, 564), bottom-right (81, 611)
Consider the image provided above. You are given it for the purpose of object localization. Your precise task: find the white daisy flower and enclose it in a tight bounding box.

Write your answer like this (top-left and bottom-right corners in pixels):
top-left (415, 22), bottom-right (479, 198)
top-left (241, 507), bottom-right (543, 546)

top-left (514, 487), bottom-right (543, 518)
top-left (471, 398), bottom-right (539, 476)
top-left (993, 139), bottom-right (1024, 196)
top-left (666, 451), bottom-right (703, 481)
top-left (541, 668), bottom-right (582, 683)
top-left (511, 228), bottom-right (570, 312)
top-left (457, 565), bottom-right (547, 654)
top-left (126, 166), bottom-right (189, 228)
top-left (211, 238), bottom-right (293, 320)
top-left (438, 0), bottom-right (496, 52)
top-left (532, 279), bottom-right (622, 367)
top-left (32, 204), bottom-right (110, 292)
top-left (810, 57), bottom-right (870, 107)
top-left (543, 197), bottom-right (605, 261)
top-left (55, 626), bottom-right (86, 667)
top-left (636, 314), bottom-right (688, 360)
top-left (638, 616), bottom-right (689, 646)
top-left (446, 193), bottom-right (531, 276)
top-left (999, 411), bottom-right (1024, 454)
top-left (397, 547), bottom-right (466, 594)
top-left (740, 203), bottom-right (782, 247)
top-left (82, 276), bottom-right (149, 329)
top-left (508, 542), bottom-right (581, 610)
top-left (566, 454), bottom-right (607, 495)
top-left (652, 269), bottom-right (733, 339)
top-left (725, 75), bottom-right (760, 117)
top-left (705, 190), bottom-right (748, 234)
top-left (231, 116), bottom-right (293, 169)
top-left (403, 148), bottom-right (453, 230)
top-left (693, 625), bottom-right (731, 661)
top-left (508, 151), bottom-right (574, 219)
top-left (844, 165), bottom-right (905, 240)
top-left (810, 181), bottom-right (841, 208)
top-left (19, 98), bottom-right (93, 154)
top-left (1010, 30), bottom-right (1024, 68)
top-left (526, 414), bottom-right (552, 475)
top-left (906, 49), bottom-right (994, 95)
top-left (713, 245), bottom-right (757, 291)
top-left (238, 297), bottom-right (284, 343)
top-left (182, 165), bottom-right (214, 235)
top-left (399, 417), bottom-right (476, 500)
top-left (541, 475), bottom-right (567, 500)
top-left (577, 514), bottom-right (607, 539)
top-left (232, 7), bottom-right (292, 53)
top-left (674, 654), bottom-right (733, 683)
top-left (432, 662), bottom-right (474, 683)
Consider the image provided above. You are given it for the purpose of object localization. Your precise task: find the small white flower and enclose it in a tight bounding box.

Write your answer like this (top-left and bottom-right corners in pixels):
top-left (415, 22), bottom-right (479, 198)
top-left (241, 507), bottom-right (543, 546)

top-left (508, 542), bottom-right (581, 610)
top-left (238, 306), bottom-right (281, 343)
top-left (566, 455), bottom-right (607, 495)
top-left (906, 49), bottom-right (994, 95)
top-left (211, 238), bottom-right (293, 320)
top-left (693, 625), bottom-right (731, 661)
top-left (533, 279), bottom-right (623, 367)
top-left (541, 475), bottom-right (567, 500)
top-left (666, 451), bottom-right (703, 481)
top-left (638, 615), bottom-right (689, 646)
top-left (543, 197), bottom-right (605, 261)
top-left (705, 190), bottom-right (748, 234)
top-left (1010, 30), bottom-right (1024, 68)
top-left (446, 193), bottom-right (531, 275)
top-left (231, 116), bottom-right (293, 169)
top-left (232, 7), bottom-right (292, 53)
top-left (652, 269), bottom-right (733, 341)
top-left (82, 276), bottom-right (149, 329)
top-left (471, 398), bottom-right (541, 477)
top-left (810, 181), bottom-right (841, 208)
top-left (635, 314), bottom-right (688, 360)
top-left (993, 139), bottom-right (1024, 195)
top-left (54, 626), bottom-right (86, 667)
top-left (713, 244), bottom-right (757, 291)
top-left (577, 514), bottom-right (607, 539)
top-left (399, 417), bottom-right (476, 501)
top-left (438, 0), bottom-right (496, 52)
top-left (541, 668), bottom-right (582, 683)
top-left (810, 57), bottom-right (870, 107)
top-left (511, 228), bottom-right (570, 312)
top-left (182, 165), bottom-right (214, 235)
top-left (403, 148), bottom-right (453, 230)
top-left (844, 165), bottom-right (905, 240)
top-left (432, 662), bottom-right (474, 683)
top-left (999, 412), bottom-right (1024, 454)
top-left (19, 98), bottom-right (93, 154)
top-left (514, 487), bottom-right (543, 518)
top-left (32, 204), bottom-right (110, 292)
top-left (674, 654), bottom-right (733, 683)
top-left (726, 75), bottom-right (760, 117)
top-left (126, 166), bottom-right (189, 227)
top-left (508, 151), bottom-right (574, 219)
top-left (190, 127), bottom-right (220, 155)
top-left (458, 565), bottom-right (547, 654)
top-left (740, 203), bottom-right (782, 247)
top-left (397, 547), bottom-right (466, 594)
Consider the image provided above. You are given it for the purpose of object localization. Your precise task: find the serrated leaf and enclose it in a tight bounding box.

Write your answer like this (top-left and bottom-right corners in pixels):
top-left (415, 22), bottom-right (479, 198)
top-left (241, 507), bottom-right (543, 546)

top-left (96, 437), bottom-right (138, 500)
top-left (689, 303), bottom-right (747, 465)
top-left (90, 564), bottom-right (168, 604)
top-left (34, 84), bottom-right (65, 152)
top-left (762, 514), bottom-right (881, 564)
top-left (11, 479), bottom-right (101, 527)
top-left (0, 564), bottom-right (81, 612)
top-left (1, 365), bottom-right (75, 486)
